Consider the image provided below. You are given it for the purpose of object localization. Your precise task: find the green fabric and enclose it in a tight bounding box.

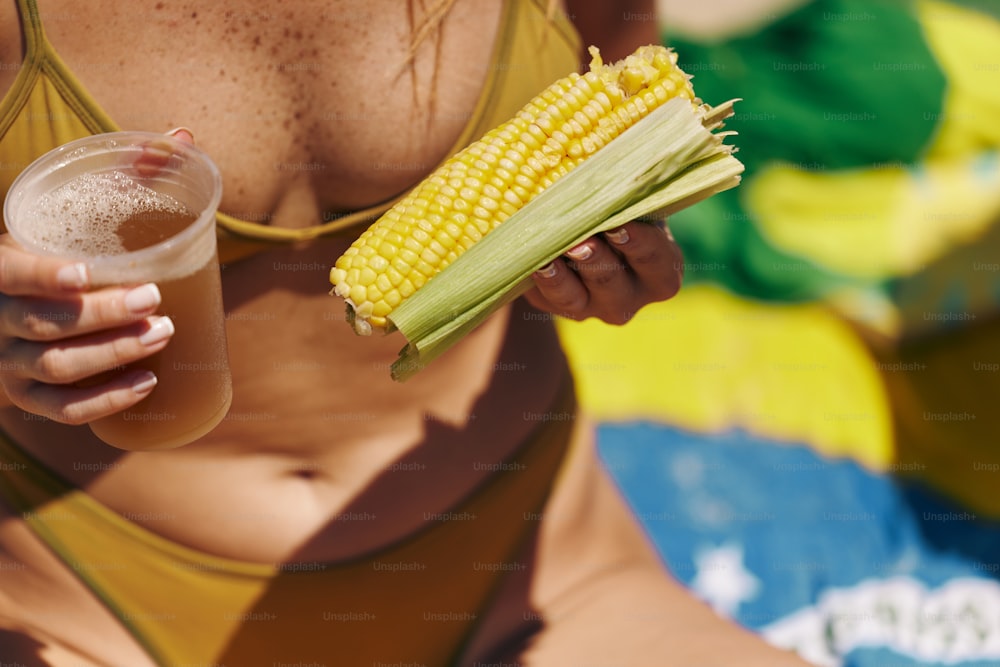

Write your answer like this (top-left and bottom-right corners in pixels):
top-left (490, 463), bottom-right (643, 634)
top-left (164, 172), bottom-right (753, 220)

top-left (666, 0), bottom-right (946, 175)
top-left (669, 190), bottom-right (852, 302)
top-left (662, 0), bottom-right (948, 302)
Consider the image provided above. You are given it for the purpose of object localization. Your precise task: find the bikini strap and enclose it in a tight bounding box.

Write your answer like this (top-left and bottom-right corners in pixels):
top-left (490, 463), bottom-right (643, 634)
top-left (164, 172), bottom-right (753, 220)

top-left (0, 0), bottom-right (43, 137)
top-left (15, 0), bottom-right (42, 60)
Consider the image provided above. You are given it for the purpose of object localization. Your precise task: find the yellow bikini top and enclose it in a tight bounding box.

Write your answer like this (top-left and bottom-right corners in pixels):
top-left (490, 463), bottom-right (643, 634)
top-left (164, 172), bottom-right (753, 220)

top-left (0, 0), bottom-right (581, 264)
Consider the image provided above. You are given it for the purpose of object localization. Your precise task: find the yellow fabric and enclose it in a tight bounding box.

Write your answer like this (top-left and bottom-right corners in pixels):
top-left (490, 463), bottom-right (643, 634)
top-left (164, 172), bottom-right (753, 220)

top-left (747, 160), bottom-right (1000, 283)
top-left (559, 0), bottom-right (1000, 517)
top-left (0, 0), bottom-right (582, 264)
top-left (558, 284), bottom-right (896, 470)
top-left (0, 0), bottom-right (118, 196)
top-left (561, 285), bottom-right (1000, 519)
top-left (0, 379), bottom-right (579, 666)
top-left (919, 0), bottom-right (1000, 160)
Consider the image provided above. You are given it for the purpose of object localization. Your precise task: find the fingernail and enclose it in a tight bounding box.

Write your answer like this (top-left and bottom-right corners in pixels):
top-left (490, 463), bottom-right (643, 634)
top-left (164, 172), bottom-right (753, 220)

top-left (566, 245), bottom-right (593, 261)
top-left (166, 126), bottom-right (195, 142)
top-left (131, 371), bottom-right (158, 395)
top-left (124, 284), bottom-right (161, 314)
top-left (604, 228), bottom-right (629, 245)
top-left (57, 263), bottom-right (88, 290)
top-left (139, 316), bottom-right (174, 346)
top-left (536, 263), bottom-right (558, 279)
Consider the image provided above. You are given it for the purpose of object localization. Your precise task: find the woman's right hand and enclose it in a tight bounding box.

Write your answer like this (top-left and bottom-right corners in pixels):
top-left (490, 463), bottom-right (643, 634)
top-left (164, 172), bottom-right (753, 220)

top-left (0, 235), bottom-right (174, 424)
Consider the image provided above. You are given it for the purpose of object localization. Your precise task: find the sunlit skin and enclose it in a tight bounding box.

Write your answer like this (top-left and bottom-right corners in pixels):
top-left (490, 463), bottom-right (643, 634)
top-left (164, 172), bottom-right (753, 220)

top-left (0, 1), bottom-right (811, 664)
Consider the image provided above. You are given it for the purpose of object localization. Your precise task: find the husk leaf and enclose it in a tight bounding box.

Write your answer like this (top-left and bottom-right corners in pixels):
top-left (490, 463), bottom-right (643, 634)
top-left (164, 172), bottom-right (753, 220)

top-left (387, 97), bottom-right (744, 381)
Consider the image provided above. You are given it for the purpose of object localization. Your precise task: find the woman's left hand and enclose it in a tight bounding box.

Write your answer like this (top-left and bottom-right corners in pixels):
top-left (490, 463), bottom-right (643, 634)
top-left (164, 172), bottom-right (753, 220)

top-left (522, 219), bottom-right (684, 325)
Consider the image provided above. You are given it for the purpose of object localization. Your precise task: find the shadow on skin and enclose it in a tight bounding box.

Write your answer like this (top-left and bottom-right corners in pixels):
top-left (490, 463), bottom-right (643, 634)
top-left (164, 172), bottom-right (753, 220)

top-left (212, 307), bottom-right (568, 664)
top-left (0, 629), bottom-right (51, 666)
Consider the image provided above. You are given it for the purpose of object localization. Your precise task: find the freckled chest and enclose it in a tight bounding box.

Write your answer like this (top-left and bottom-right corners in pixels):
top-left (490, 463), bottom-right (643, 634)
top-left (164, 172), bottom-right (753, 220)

top-left (41, 0), bottom-right (501, 225)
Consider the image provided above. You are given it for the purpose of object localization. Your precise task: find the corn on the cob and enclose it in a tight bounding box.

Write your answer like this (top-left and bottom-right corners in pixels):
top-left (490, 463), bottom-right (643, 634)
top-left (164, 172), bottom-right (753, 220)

top-left (330, 45), bottom-right (699, 336)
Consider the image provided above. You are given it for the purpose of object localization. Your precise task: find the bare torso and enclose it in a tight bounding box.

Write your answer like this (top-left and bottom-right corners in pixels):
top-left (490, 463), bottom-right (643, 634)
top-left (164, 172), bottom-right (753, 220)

top-left (0, 3), bottom-right (819, 666)
top-left (0, 0), bottom-right (568, 660)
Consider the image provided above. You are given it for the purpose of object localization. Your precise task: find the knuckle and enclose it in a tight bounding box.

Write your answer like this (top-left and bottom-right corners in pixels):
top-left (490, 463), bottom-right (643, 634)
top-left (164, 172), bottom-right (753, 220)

top-left (56, 401), bottom-right (93, 426)
top-left (93, 292), bottom-right (126, 323)
top-left (535, 277), bottom-right (571, 301)
top-left (19, 383), bottom-right (81, 425)
top-left (627, 247), bottom-right (661, 268)
top-left (19, 310), bottom-right (64, 340)
top-left (17, 313), bottom-right (46, 339)
top-left (550, 294), bottom-right (587, 314)
top-left (67, 389), bottom-right (132, 425)
top-left (582, 267), bottom-right (619, 289)
top-left (109, 335), bottom-right (141, 364)
top-left (34, 347), bottom-right (76, 383)
top-left (5, 297), bottom-right (84, 341)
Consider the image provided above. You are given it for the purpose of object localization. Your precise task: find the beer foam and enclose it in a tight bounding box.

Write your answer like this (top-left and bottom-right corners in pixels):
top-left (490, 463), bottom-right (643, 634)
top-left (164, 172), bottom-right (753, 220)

top-left (24, 171), bottom-right (190, 256)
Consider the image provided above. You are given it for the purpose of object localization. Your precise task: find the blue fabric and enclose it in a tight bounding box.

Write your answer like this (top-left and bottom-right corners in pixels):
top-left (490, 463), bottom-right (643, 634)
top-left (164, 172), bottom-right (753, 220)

top-left (597, 423), bottom-right (1000, 667)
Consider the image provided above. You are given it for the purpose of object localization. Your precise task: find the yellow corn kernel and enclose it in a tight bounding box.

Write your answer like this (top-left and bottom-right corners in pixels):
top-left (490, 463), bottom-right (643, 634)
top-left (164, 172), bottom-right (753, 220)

top-left (330, 44), bottom-right (697, 335)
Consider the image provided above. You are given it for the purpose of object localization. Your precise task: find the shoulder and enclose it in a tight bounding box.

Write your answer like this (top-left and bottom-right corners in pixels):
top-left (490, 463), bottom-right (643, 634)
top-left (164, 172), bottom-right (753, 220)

top-left (563, 0), bottom-right (660, 60)
top-left (658, 0), bottom-right (810, 39)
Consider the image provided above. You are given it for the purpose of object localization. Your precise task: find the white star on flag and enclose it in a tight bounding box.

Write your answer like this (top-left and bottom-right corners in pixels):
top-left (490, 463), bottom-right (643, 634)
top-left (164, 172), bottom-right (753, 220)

top-left (690, 542), bottom-right (761, 617)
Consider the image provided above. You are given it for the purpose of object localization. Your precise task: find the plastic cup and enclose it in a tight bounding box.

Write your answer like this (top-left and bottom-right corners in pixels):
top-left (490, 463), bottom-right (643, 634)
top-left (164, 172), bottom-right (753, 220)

top-left (3, 131), bottom-right (232, 450)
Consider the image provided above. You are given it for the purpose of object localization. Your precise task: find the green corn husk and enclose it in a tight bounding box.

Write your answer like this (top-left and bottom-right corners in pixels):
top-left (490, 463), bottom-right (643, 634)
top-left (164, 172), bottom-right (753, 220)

top-left (385, 97), bottom-right (744, 381)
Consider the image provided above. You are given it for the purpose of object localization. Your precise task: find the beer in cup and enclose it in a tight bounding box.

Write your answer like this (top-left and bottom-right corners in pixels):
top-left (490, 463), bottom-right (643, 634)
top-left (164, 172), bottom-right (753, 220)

top-left (3, 131), bottom-right (232, 450)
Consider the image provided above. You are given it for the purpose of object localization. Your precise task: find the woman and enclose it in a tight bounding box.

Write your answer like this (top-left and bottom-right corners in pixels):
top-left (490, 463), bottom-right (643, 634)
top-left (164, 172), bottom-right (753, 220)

top-left (0, 0), bottom-right (809, 664)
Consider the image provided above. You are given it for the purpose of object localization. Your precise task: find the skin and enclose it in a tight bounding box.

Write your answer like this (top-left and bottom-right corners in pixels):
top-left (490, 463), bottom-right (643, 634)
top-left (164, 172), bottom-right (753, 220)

top-left (0, 0), bottom-right (811, 665)
top-left (657, 0), bottom-right (809, 38)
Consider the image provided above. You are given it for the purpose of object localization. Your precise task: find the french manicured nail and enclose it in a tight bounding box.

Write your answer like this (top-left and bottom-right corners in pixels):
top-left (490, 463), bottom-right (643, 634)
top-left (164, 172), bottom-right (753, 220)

top-left (536, 263), bottom-right (558, 278)
top-left (566, 245), bottom-right (593, 261)
top-left (131, 371), bottom-right (158, 395)
top-left (605, 228), bottom-right (630, 245)
top-left (124, 284), bottom-right (161, 314)
top-left (139, 316), bottom-right (174, 346)
top-left (57, 263), bottom-right (88, 290)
